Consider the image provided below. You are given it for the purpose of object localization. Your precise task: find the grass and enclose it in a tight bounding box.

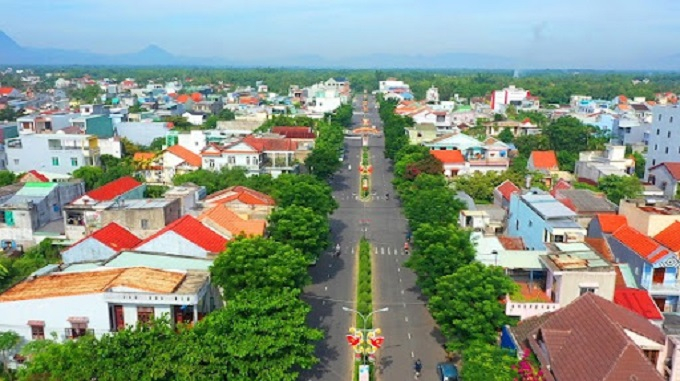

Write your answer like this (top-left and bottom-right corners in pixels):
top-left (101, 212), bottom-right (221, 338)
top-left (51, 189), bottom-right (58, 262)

top-left (354, 238), bottom-right (375, 381)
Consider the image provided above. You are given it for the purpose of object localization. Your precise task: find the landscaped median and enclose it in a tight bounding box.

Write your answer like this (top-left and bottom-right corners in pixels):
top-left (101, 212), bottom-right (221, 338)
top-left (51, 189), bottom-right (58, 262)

top-left (349, 238), bottom-right (377, 381)
top-left (359, 146), bottom-right (372, 200)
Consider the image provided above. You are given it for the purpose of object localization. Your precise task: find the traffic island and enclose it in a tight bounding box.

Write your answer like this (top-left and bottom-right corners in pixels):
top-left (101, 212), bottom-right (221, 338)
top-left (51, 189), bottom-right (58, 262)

top-left (359, 146), bottom-right (372, 201)
top-left (346, 238), bottom-right (386, 381)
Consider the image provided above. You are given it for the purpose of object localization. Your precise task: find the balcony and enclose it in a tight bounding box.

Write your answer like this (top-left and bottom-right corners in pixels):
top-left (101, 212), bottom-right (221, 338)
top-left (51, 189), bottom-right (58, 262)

top-left (649, 282), bottom-right (680, 296)
top-left (505, 279), bottom-right (559, 320)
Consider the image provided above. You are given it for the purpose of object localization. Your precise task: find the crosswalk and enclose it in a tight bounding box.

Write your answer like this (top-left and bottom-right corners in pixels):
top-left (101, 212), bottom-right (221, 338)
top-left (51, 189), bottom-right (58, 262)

top-left (334, 194), bottom-right (389, 201)
top-left (373, 245), bottom-right (409, 256)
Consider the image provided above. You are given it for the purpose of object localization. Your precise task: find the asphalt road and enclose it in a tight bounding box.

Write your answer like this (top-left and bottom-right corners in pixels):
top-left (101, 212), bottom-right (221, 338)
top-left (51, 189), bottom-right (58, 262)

top-left (301, 94), bottom-right (446, 381)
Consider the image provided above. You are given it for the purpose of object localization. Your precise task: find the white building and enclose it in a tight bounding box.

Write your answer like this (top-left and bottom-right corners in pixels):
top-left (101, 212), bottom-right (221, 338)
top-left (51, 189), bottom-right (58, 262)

top-left (490, 85), bottom-right (531, 113)
top-left (6, 134), bottom-right (100, 175)
top-left (574, 145), bottom-right (635, 184)
top-left (426, 86), bottom-right (440, 103)
top-left (645, 106), bottom-right (680, 180)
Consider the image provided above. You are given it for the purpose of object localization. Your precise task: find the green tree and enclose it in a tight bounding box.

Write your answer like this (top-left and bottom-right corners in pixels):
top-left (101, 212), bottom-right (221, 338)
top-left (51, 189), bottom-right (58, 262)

top-left (0, 171), bottom-right (17, 186)
top-left (597, 174), bottom-right (643, 205)
top-left (505, 105), bottom-right (517, 119)
top-left (305, 146), bottom-right (341, 180)
top-left (0, 108), bottom-right (22, 122)
top-left (460, 342), bottom-right (519, 381)
top-left (268, 206), bottom-right (330, 262)
top-left (128, 101), bottom-right (144, 113)
top-left (271, 174), bottom-right (337, 216)
top-left (148, 137), bottom-right (166, 151)
top-left (162, 116), bottom-right (192, 130)
top-left (72, 166), bottom-right (105, 191)
top-left (404, 155), bottom-right (444, 181)
top-left (69, 85), bottom-right (102, 103)
top-left (210, 237), bottom-right (310, 299)
top-left (193, 289), bottom-right (323, 381)
top-left (144, 185), bottom-right (168, 198)
top-left (429, 262), bottom-right (517, 350)
top-left (632, 151), bottom-right (645, 178)
top-left (498, 127), bottom-right (515, 143)
top-left (405, 224), bottom-right (476, 296)
top-left (0, 331), bottom-right (20, 379)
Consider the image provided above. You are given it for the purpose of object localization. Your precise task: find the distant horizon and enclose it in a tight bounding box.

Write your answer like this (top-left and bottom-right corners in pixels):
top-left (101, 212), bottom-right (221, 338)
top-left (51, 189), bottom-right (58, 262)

top-left (2, 0), bottom-right (680, 70)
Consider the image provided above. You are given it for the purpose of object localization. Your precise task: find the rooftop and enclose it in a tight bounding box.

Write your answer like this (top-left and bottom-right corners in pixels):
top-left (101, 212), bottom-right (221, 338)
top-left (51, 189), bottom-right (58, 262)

top-left (95, 198), bottom-right (176, 210)
top-left (494, 180), bottom-right (520, 202)
top-left (654, 221), bottom-right (680, 252)
top-left (529, 150), bottom-right (558, 170)
top-left (614, 288), bottom-right (663, 321)
top-left (430, 150), bottom-right (465, 164)
top-left (103, 251), bottom-right (213, 271)
top-left (0, 267), bottom-right (187, 302)
top-left (540, 242), bottom-right (613, 272)
top-left (554, 189), bottom-right (617, 214)
top-left (611, 225), bottom-right (670, 264)
top-left (69, 222), bottom-right (141, 252)
top-left (80, 176), bottom-right (142, 203)
top-left (521, 193), bottom-right (577, 219)
top-left (134, 215), bottom-right (229, 254)
top-left (595, 214), bottom-right (628, 233)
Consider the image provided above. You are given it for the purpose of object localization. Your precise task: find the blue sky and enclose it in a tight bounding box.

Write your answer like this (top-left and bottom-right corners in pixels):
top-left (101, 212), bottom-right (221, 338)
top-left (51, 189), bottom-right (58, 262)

top-left (1, 0), bottom-right (680, 67)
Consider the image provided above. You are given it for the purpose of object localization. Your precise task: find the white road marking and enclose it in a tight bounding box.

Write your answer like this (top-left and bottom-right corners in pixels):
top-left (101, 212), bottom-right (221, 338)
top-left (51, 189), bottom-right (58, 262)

top-left (403, 303), bottom-right (407, 308)
top-left (322, 300), bottom-right (326, 305)
top-left (374, 247), bottom-right (378, 254)
top-left (397, 268), bottom-right (401, 272)
top-left (405, 317), bottom-right (409, 323)
top-left (401, 290), bottom-right (405, 295)
top-left (411, 351), bottom-right (415, 358)
top-left (387, 248), bottom-right (391, 255)
top-left (399, 278), bottom-right (402, 283)
top-left (324, 286), bottom-right (328, 291)
top-left (380, 247), bottom-right (385, 255)
top-left (408, 333), bottom-right (412, 340)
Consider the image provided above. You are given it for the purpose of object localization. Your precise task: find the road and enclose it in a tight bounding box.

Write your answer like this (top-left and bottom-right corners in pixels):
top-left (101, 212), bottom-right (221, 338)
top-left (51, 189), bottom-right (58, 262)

top-left (301, 94), bottom-right (446, 381)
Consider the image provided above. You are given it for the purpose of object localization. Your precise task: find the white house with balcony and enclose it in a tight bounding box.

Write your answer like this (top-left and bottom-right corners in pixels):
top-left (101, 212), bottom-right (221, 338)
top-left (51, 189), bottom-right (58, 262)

top-left (6, 133), bottom-right (101, 175)
top-left (575, 145), bottom-right (635, 184)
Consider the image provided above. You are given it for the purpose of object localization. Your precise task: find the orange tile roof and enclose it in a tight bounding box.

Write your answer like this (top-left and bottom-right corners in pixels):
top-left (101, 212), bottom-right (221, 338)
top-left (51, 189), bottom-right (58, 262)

top-left (166, 145), bottom-right (202, 167)
top-left (135, 215), bottom-right (229, 253)
top-left (84, 176), bottom-right (142, 202)
top-left (199, 205), bottom-right (266, 237)
top-left (618, 95), bottom-right (629, 104)
top-left (205, 186), bottom-right (276, 206)
top-left (614, 288), bottom-right (663, 320)
top-left (654, 221), bottom-right (680, 252)
top-left (22, 170), bottom-right (49, 183)
top-left (242, 135), bottom-right (297, 152)
top-left (530, 150), bottom-right (558, 170)
top-left (612, 225), bottom-right (670, 264)
top-left (70, 222), bottom-right (141, 251)
top-left (133, 152), bottom-right (156, 162)
top-left (176, 94), bottom-right (190, 103)
top-left (649, 162), bottom-right (680, 181)
top-left (596, 214), bottom-right (628, 234)
top-left (618, 104), bottom-right (631, 110)
top-left (191, 92), bottom-right (203, 102)
top-left (0, 87), bottom-right (15, 95)
top-left (495, 180), bottom-right (520, 201)
top-left (430, 150), bottom-right (465, 164)
top-left (0, 268), bottom-right (185, 302)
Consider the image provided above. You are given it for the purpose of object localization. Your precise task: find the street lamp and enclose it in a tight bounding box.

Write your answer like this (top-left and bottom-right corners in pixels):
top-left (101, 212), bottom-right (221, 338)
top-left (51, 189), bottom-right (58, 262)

top-left (342, 307), bottom-right (389, 365)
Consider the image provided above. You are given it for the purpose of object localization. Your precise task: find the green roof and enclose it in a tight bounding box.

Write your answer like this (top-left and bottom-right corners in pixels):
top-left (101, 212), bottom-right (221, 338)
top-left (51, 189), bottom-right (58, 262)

top-left (16, 182), bottom-right (57, 197)
top-left (104, 251), bottom-right (212, 271)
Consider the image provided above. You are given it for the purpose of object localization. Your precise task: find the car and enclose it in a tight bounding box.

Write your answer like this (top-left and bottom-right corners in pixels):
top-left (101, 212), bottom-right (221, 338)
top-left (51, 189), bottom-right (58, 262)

top-left (436, 362), bottom-right (459, 381)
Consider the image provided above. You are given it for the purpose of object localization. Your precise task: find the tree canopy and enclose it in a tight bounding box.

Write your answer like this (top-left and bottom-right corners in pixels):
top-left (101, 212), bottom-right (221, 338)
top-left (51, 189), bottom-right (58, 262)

top-left (597, 174), bottom-right (643, 205)
top-left (268, 205), bottom-right (330, 262)
top-left (271, 174), bottom-right (337, 216)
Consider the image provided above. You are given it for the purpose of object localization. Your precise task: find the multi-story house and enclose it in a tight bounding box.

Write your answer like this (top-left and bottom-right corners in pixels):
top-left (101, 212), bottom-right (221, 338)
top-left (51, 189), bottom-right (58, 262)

top-left (618, 198), bottom-right (680, 237)
top-left (200, 135), bottom-right (298, 178)
top-left (88, 198), bottom-right (182, 239)
top-left (645, 105), bottom-right (680, 179)
top-left (64, 177), bottom-right (146, 240)
top-left (507, 191), bottom-right (586, 250)
top-left (648, 162), bottom-right (680, 199)
top-left (69, 115), bottom-right (115, 138)
top-left (6, 133), bottom-right (101, 175)
top-left (16, 113), bottom-right (77, 134)
top-left (61, 222), bottom-right (141, 265)
top-left (0, 181), bottom-right (85, 246)
top-left (575, 145), bottom-right (635, 184)
top-left (427, 134), bottom-right (510, 175)
top-left (193, 100), bottom-right (223, 115)
top-left (139, 145), bottom-right (202, 185)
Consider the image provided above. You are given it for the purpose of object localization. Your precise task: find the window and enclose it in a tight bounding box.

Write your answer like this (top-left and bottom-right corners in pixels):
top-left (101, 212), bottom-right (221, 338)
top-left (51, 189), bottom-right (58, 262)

top-left (70, 157), bottom-right (78, 166)
top-left (644, 350), bottom-right (659, 365)
top-left (654, 144), bottom-right (658, 151)
top-left (137, 307), bottom-right (154, 324)
top-left (554, 235), bottom-right (565, 243)
top-left (669, 131), bottom-right (672, 138)
top-left (659, 114), bottom-right (662, 121)
top-left (29, 323), bottom-right (45, 340)
top-left (528, 220), bottom-right (533, 227)
top-left (66, 321), bottom-right (89, 339)
top-left (580, 287), bottom-right (597, 295)
top-left (246, 156), bottom-right (250, 165)
top-left (208, 159), bottom-right (215, 168)
top-left (51, 157), bottom-right (59, 166)
top-left (671, 116), bottom-right (675, 123)
top-left (141, 219), bottom-right (149, 229)
top-left (515, 220), bottom-right (519, 230)
top-left (653, 159), bottom-right (656, 166)
top-left (666, 147), bottom-right (670, 154)
top-left (657, 129), bottom-right (660, 135)
top-left (227, 156), bottom-right (236, 164)
top-left (12, 159), bottom-right (18, 165)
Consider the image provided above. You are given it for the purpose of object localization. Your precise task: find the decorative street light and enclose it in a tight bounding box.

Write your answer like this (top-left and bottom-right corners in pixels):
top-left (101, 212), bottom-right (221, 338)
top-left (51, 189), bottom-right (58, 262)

top-left (343, 307), bottom-right (388, 365)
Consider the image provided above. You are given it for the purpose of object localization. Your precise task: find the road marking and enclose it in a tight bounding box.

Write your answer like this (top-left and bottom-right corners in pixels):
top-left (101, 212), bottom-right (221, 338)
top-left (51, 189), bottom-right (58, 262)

top-left (387, 248), bottom-right (391, 255)
top-left (352, 247), bottom-right (355, 254)
top-left (401, 290), bottom-right (405, 295)
top-left (324, 286), bottom-right (328, 291)
top-left (374, 247), bottom-right (378, 254)
top-left (411, 351), bottom-right (415, 358)
top-left (399, 278), bottom-right (402, 283)
top-left (380, 247), bottom-right (384, 255)
top-left (408, 332), bottom-right (412, 340)
top-left (403, 303), bottom-right (407, 308)
top-left (322, 300), bottom-right (326, 305)
top-left (397, 268), bottom-right (401, 272)
top-left (405, 317), bottom-right (409, 323)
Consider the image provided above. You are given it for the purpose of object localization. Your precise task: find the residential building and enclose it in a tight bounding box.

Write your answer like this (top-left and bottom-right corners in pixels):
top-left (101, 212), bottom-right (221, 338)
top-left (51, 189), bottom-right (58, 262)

top-left (64, 177), bottom-right (146, 240)
top-left (0, 267), bottom-right (217, 344)
top-left (493, 180), bottom-right (520, 209)
top-left (618, 198), bottom-right (680, 237)
top-left (115, 121), bottom-right (172, 146)
top-left (405, 123), bottom-right (437, 145)
top-left (552, 189), bottom-right (617, 227)
top-left (163, 184), bottom-right (205, 216)
top-left (507, 191), bottom-right (586, 250)
top-left (6, 133), bottom-right (101, 175)
top-left (425, 133), bottom-right (510, 173)
top-left (574, 145), bottom-right (635, 184)
top-left (425, 86), bottom-right (439, 103)
top-left (87, 198), bottom-right (182, 239)
top-left (16, 113), bottom-right (77, 134)
top-left (133, 215), bottom-right (229, 257)
top-left (61, 222), bottom-right (141, 264)
top-left (193, 100), bottom-right (223, 115)
top-left (182, 111), bottom-right (207, 126)
top-left (648, 162), bottom-right (680, 199)
top-left (503, 293), bottom-right (666, 381)
top-left (646, 106), bottom-right (680, 179)
top-left (201, 135), bottom-right (298, 178)
top-left (142, 145), bottom-right (202, 185)
top-left (0, 181), bottom-right (85, 246)
top-left (527, 150), bottom-right (559, 173)
top-left (198, 204), bottom-right (266, 239)
top-left (70, 115), bottom-right (115, 138)
top-left (490, 85), bottom-right (533, 112)
top-left (0, 87), bottom-right (22, 98)
top-left (614, 287), bottom-right (664, 323)
top-left (203, 186), bottom-right (275, 220)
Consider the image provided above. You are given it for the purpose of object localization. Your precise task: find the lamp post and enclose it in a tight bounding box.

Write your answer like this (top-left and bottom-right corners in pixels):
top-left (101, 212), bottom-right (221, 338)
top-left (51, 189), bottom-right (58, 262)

top-left (342, 306), bottom-right (388, 365)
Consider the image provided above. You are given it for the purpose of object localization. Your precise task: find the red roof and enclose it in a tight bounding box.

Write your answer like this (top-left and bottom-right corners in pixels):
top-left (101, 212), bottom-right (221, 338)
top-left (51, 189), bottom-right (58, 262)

top-left (271, 126), bottom-right (316, 139)
top-left (612, 225), bottom-right (670, 264)
top-left (176, 94), bottom-right (190, 103)
top-left (190, 93), bottom-right (203, 102)
top-left (205, 186), bottom-right (275, 206)
top-left (596, 214), bottom-right (628, 234)
top-left (242, 135), bottom-right (297, 152)
top-left (135, 215), bottom-right (228, 253)
top-left (495, 180), bottom-right (520, 201)
top-left (24, 170), bottom-right (49, 183)
top-left (649, 162), bottom-right (680, 181)
top-left (614, 288), bottom-right (663, 320)
top-left (529, 150), bottom-right (558, 170)
top-left (429, 150), bottom-right (465, 164)
top-left (0, 87), bottom-right (15, 95)
top-left (89, 222), bottom-right (141, 251)
top-left (166, 145), bottom-right (202, 167)
top-left (654, 221), bottom-right (680, 252)
top-left (85, 176), bottom-right (142, 202)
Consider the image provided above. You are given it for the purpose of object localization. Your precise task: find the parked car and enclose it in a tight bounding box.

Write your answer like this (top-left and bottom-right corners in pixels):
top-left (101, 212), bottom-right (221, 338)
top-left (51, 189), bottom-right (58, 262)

top-left (436, 362), bottom-right (459, 381)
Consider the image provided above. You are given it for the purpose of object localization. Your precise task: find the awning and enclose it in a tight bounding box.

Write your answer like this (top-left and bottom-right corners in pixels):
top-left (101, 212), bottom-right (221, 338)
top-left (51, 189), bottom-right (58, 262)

top-left (67, 316), bottom-right (89, 324)
top-left (27, 320), bottom-right (44, 327)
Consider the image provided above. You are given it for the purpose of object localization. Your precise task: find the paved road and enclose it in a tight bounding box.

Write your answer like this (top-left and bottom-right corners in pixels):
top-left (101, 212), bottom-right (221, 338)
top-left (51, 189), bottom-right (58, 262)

top-left (301, 94), bottom-right (446, 381)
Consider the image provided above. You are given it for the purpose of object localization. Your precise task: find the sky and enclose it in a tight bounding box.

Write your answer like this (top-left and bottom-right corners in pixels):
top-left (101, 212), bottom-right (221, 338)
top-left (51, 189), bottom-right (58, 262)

top-left (1, 0), bottom-right (680, 68)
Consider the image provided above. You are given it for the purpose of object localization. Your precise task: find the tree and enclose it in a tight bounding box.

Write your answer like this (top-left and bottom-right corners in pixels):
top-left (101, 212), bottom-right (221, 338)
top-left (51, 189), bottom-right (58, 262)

top-left (162, 116), bottom-right (192, 130)
top-left (493, 113), bottom-right (505, 122)
top-left (631, 151), bottom-right (645, 178)
top-left (148, 137), bottom-right (166, 152)
top-left (210, 237), bottom-right (310, 299)
top-left (271, 174), bottom-right (337, 216)
top-left (505, 105), bottom-right (517, 119)
top-left (403, 185), bottom-right (463, 229)
top-left (72, 166), bottom-right (104, 191)
top-left (128, 102), bottom-right (144, 113)
top-left (69, 85), bottom-right (102, 103)
top-left (0, 171), bottom-right (17, 187)
top-left (120, 137), bottom-right (144, 158)
top-left (0, 108), bottom-right (21, 122)
top-left (403, 155), bottom-right (444, 180)
top-left (193, 289), bottom-right (323, 380)
top-left (405, 224), bottom-right (476, 296)
top-left (429, 262), bottom-right (517, 350)
top-left (305, 146), bottom-right (341, 180)
top-left (268, 206), bottom-right (330, 262)
top-left (460, 342), bottom-right (520, 381)
top-left (0, 331), bottom-right (20, 379)
top-left (597, 174), bottom-right (643, 205)
top-left (498, 127), bottom-right (514, 143)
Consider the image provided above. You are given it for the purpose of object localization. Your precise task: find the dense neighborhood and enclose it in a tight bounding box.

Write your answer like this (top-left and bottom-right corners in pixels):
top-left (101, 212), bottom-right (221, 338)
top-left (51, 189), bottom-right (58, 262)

top-left (3, 66), bottom-right (680, 380)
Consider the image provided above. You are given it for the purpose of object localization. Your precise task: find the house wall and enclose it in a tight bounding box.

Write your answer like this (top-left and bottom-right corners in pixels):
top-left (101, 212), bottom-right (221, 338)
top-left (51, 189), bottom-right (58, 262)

top-left (646, 106), bottom-right (680, 178)
top-left (607, 235), bottom-right (651, 288)
top-left (100, 201), bottom-right (181, 239)
top-left (98, 138), bottom-right (123, 159)
top-left (507, 195), bottom-right (549, 250)
top-left (649, 166), bottom-right (679, 199)
top-left (586, 217), bottom-right (605, 238)
top-left (0, 294), bottom-right (110, 342)
top-left (554, 270), bottom-right (616, 305)
top-left (619, 201), bottom-right (680, 236)
top-left (177, 130), bottom-right (206, 154)
top-left (62, 238), bottom-right (115, 264)
top-left (6, 135), bottom-right (94, 175)
top-left (135, 231), bottom-right (209, 257)
top-left (0, 210), bottom-right (34, 243)
top-left (115, 122), bottom-right (169, 146)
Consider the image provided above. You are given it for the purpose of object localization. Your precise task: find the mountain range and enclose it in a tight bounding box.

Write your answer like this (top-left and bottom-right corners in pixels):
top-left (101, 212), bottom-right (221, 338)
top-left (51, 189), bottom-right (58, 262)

top-left (0, 30), bottom-right (515, 69)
